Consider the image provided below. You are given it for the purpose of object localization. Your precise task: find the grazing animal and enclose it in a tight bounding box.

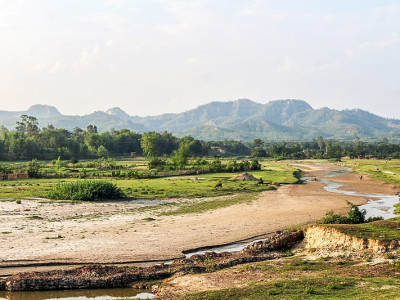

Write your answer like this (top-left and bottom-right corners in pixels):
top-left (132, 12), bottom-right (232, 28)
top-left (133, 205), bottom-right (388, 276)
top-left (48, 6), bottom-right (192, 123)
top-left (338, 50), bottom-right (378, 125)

top-left (214, 182), bottom-right (222, 189)
top-left (359, 175), bottom-right (363, 180)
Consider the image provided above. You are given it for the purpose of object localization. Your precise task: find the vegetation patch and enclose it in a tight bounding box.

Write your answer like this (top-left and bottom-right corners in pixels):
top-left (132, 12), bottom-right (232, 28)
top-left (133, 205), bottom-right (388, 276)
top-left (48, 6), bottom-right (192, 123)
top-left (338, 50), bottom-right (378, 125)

top-left (160, 193), bottom-right (259, 216)
top-left (47, 180), bottom-right (125, 201)
top-left (323, 217), bottom-right (400, 241)
top-left (181, 257), bottom-right (400, 299)
top-left (341, 159), bottom-right (400, 187)
top-left (319, 201), bottom-right (382, 225)
top-left (0, 164), bottom-right (297, 200)
top-left (183, 276), bottom-right (400, 299)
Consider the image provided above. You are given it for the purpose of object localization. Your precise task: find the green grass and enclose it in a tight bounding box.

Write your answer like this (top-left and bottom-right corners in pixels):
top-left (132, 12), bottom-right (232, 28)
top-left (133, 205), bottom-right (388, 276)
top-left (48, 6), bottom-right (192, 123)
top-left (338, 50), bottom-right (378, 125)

top-left (183, 277), bottom-right (400, 299)
top-left (47, 180), bottom-right (125, 201)
top-left (341, 159), bottom-right (400, 187)
top-left (395, 202), bottom-right (400, 214)
top-left (0, 163), bottom-right (298, 200)
top-left (160, 193), bottom-right (260, 216)
top-left (182, 257), bottom-right (400, 299)
top-left (323, 217), bottom-right (400, 240)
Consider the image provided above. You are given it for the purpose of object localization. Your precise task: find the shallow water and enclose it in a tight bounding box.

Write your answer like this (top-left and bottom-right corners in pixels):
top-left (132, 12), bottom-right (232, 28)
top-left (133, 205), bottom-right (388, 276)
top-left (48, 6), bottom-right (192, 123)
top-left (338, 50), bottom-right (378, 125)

top-left (319, 169), bottom-right (398, 219)
top-left (184, 236), bottom-right (271, 258)
top-left (0, 288), bottom-right (155, 300)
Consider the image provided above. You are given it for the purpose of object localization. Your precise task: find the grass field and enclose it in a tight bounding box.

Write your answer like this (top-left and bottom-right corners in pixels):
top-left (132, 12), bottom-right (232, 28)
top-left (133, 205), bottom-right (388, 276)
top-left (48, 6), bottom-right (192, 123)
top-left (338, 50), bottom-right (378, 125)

top-left (181, 257), bottom-right (400, 299)
top-left (341, 159), bottom-right (400, 186)
top-left (0, 162), bottom-right (299, 200)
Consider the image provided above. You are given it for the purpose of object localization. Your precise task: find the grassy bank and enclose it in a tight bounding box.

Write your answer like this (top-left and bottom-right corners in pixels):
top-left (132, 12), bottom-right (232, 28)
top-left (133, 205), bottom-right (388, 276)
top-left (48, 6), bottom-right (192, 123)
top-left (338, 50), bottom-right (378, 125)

top-left (322, 217), bottom-right (400, 240)
top-left (181, 257), bottom-right (400, 299)
top-left (0, 162), bottom-right (298, 200)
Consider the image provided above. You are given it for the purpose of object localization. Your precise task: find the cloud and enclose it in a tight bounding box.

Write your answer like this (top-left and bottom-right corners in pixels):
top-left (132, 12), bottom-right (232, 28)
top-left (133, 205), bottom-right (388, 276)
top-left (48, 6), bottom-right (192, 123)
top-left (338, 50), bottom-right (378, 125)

top-left (72, 45), bottom-right (100, 73)
top-left (48, 60), bottom-right (66, 74)
top-left (359, 32), bottom-right (398, 49)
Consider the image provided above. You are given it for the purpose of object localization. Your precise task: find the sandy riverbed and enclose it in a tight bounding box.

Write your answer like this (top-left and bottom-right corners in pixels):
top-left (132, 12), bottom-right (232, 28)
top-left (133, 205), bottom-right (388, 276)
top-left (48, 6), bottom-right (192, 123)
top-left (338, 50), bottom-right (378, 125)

top-left (0, 162), bottom-right (398, 276)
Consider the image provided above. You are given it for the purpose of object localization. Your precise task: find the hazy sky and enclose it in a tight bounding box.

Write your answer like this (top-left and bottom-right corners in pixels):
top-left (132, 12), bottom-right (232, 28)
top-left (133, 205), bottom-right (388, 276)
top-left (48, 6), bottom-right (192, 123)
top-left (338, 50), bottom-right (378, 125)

top-left (0, 0), bottom-right (399, 118)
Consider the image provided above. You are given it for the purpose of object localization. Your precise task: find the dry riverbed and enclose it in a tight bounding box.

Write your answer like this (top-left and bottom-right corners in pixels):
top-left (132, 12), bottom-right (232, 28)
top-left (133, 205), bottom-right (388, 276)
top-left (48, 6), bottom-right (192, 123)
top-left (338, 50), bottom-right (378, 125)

top-left (0, 162), bottom-right (398, 276)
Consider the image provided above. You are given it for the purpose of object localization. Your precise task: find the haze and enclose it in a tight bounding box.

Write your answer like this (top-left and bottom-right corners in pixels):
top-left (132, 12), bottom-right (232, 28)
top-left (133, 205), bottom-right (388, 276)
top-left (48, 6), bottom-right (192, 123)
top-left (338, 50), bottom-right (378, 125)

top-left (0, 0), bottom-right (399, 118)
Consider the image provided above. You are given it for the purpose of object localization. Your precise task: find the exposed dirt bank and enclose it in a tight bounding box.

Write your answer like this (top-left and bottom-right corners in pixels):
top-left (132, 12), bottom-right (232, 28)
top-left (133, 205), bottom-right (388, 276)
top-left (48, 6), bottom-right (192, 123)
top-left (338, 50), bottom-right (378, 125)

top-left (305, 225), bottom-right (400, 257)
top-left (0, 162), bottom-right (397, 275)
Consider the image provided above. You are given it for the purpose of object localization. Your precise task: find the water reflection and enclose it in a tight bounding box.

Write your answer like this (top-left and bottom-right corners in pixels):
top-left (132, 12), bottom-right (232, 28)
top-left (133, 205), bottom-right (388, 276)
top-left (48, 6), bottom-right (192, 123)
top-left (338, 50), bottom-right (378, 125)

top-left (0, 288), bottom-right (154, 300)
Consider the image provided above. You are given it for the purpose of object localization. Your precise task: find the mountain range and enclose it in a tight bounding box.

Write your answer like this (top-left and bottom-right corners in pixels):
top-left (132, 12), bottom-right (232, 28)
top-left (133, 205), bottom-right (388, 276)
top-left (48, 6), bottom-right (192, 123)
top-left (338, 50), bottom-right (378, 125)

top-left (1, 99), bottom-right (400, 141)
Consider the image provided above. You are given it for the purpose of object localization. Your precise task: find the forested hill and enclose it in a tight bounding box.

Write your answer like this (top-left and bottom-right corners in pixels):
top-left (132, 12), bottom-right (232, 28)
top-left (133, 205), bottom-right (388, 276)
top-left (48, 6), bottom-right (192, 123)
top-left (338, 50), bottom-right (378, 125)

top-left (1, 99), bottom-right (400, 141)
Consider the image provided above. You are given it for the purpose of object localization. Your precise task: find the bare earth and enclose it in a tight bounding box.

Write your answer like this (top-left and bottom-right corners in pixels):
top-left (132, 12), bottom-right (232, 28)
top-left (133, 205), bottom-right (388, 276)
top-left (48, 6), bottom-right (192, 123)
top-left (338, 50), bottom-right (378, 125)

top-left (0, 162), bottom-right (398, 276)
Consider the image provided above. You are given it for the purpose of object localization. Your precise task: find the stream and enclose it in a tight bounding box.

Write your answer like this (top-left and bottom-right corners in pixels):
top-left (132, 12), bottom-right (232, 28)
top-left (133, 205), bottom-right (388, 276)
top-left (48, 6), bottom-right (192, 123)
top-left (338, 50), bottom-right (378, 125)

top-left (2, 166), bottom-right (398, 299)
top-left (184, 166), bottom-right (399, 259)
top-left (319, 167), bottom-right (398, 219)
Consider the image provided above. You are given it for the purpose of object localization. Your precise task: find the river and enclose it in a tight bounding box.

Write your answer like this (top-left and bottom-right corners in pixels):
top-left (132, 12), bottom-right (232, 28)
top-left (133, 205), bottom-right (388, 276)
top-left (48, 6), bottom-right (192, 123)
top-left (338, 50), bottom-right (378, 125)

top-left (1, 166), bottom-right (398, 300)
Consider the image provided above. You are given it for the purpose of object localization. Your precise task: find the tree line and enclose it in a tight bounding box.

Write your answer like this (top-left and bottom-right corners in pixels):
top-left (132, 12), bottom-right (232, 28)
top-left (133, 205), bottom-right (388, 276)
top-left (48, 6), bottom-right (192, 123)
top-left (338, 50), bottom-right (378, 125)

top-left (0, 116), bottom-right (399, 161)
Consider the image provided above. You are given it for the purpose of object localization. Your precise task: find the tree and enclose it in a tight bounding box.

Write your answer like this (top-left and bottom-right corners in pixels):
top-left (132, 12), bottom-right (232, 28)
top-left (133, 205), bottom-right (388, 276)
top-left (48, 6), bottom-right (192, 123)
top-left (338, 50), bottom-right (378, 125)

top-left (253, 139), bottom-right (264, 148)
top-left (188, 140), bottom-right (203, 156)
top-left (86, 124), bottom-right (98, 134)
top-left (251, 148), bottom-right (267, 157)
top-left (97, 145), bottom-right (109, 157)
top-left (54, 156), bottom-right (62, 171)
top-left (16, 115), bottom-right (39, 137)
top-left (171, 142), bottom-right (190, 169)
top-left (317, 136), bottom-right (325, 151)
top-left (140, 132), bottom-right (162, 157)
top-left (27, 159), bottom-right (40, 178)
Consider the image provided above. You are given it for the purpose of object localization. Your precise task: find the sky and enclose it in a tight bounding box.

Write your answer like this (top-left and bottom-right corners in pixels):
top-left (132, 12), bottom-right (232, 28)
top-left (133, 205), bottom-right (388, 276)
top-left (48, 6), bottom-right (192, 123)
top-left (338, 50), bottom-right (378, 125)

top-left (0, 0), bottom-right (399, 118)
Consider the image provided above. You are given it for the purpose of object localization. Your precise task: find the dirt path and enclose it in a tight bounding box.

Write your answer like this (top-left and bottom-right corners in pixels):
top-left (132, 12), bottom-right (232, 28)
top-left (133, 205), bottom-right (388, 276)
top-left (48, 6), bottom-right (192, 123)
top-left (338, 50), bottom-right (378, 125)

top-left (0, 162), bottom-right (398, 276)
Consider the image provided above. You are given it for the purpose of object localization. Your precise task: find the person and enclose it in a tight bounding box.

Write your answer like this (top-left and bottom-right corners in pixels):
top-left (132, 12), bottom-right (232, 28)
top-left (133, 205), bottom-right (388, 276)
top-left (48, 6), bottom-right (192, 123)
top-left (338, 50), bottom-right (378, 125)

top-left (359, 175), bottom-right (363, 180)
top-left (258, 178), bottom-right (264, 185)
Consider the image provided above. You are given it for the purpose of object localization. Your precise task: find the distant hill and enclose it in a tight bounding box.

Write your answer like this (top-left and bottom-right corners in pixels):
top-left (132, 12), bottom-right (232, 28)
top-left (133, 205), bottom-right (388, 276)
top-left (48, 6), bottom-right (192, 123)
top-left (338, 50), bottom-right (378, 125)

top-left (1, 100), bottom-right (400, 141)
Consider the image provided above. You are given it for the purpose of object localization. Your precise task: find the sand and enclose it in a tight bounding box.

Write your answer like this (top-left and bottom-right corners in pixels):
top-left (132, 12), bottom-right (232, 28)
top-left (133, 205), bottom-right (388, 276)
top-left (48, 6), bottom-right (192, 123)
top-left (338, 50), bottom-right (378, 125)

top-left (0, 162), bottom-right (398, 276)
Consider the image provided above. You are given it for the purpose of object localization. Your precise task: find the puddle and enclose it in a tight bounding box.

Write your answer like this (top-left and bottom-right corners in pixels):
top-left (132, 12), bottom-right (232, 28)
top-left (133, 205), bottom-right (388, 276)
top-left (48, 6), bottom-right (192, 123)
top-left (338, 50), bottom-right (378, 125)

top-left (183, 236), bottom-right (272, 258)
top-left (0, 289), bottom-right (155, 300)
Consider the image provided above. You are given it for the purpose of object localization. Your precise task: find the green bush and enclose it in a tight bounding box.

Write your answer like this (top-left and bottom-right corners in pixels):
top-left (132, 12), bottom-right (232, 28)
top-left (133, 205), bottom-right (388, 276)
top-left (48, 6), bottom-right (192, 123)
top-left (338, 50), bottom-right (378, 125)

top-left (47, 180), bottom-right (125, 201)
top-left (320, 201), bottom-right (383, 224)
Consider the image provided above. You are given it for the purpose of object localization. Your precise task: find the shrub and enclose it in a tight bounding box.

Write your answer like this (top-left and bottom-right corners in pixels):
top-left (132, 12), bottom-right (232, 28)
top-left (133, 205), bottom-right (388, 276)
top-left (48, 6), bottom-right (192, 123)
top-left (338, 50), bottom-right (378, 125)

top-left (47, 180), bottom-right (125, 201)
top-left (148, 157), bottom-right (166, 169)
top-left (385, 252), bottom-right (396, 259)
top-left (328, 158), bottom-right (341, 162)
top-left (320, 201), bottom-right (383, 224)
